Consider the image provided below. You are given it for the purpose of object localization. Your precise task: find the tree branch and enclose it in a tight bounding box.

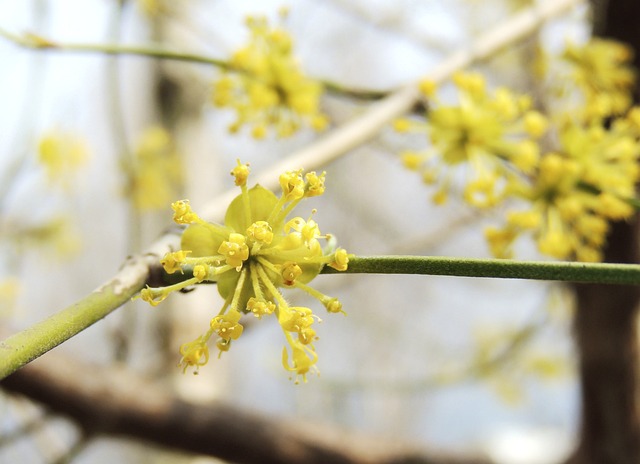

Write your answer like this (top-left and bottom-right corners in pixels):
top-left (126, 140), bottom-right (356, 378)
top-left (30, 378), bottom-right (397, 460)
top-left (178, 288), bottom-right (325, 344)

top-left (1, 352), bottom-right (491, 464)
top-left (0, 232), bottom-right (180, 380)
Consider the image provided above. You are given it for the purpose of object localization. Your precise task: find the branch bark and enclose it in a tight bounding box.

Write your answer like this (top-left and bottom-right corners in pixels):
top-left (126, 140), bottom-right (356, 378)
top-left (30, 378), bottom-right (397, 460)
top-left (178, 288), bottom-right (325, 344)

top-left (1, 352), bottom-right (490, 464)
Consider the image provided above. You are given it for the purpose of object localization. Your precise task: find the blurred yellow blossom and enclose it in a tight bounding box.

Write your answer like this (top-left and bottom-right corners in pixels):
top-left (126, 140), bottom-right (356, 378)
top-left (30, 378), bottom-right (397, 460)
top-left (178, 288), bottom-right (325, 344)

top-left (212, 16), bottom-right (328, 138)
top-left (395, 72), bottom-right (547, 208)
top-left (8, 216), bottom-right (82, 258)
top-left (138, 161), bottom-right (350, 382)
top-left (37, 130), bottom-right (88, 189)
top-left (562, 39), bottom-right (636, 120)
top-left (486, 111), bottom-right (640, 261)
top-left (396, 38), bottom-right (640, 262)
top-left (127, 126), bottom-right (183, 211)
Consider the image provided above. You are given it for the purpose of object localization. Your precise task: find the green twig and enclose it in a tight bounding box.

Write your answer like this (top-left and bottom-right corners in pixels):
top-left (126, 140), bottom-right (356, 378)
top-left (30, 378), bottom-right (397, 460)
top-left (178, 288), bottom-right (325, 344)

top-left (0, 233), bottom-right (179, 380)
top-left (3, 249), bottom-right (637, 381)
top-left (0, 26), bottom-right (236, 69)
top-left (321, 255), bottom-right (640, 285)
top-left (162, 255), bottom-right (640, 286)
top-left (0, 272), bottom-right (145, 380)
top-left (0, 27), bottom-right (388, 101)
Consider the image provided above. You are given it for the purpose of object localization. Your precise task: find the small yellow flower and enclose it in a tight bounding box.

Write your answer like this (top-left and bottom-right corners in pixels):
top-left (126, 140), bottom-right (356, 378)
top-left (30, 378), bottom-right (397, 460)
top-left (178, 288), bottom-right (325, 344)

top-left (418, 79), bottom-right (437, 97)
top-left (172, 200), bottom-right (201, 225)
top-left (161, 250), bottom-right (191, 274)
top-left (324, 298), bottom-right (345, 315)
top-left (230, 159), bottom-right (250, 186)
top-left (279, 169), bottom-right (305, 201)
top-left (304, 171), bottom-right (326, 197)
top-left (211, 310), bottom-right (244, 341)
top-left (193, 264), bottom-right (208, 282)
top-left (218, 233), bottom-right (249, 269)
top-left (282, 340), bottom-right (318, 384)
top-left (179, 337), bottom-right (210, 374)
top-left (247, 297), bottom-right (275, 318)
top-left (281, 261), bottom-right (303, 285)
top-left (279, 307), bottom-right (314, 335)
top-left (393, 119), bottom-right (413, 133)
top-left (139, 286), bottom-right (169, 306)
top-left (329, 248), bottom-right (349, 271)
top-left (246, 221), bottom-right (274, 245)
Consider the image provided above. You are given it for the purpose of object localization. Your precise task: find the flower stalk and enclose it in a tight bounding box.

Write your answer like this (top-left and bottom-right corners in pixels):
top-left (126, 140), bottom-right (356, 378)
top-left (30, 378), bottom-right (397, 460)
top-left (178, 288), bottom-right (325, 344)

top-left (322, 255), bottom-right (640, 285)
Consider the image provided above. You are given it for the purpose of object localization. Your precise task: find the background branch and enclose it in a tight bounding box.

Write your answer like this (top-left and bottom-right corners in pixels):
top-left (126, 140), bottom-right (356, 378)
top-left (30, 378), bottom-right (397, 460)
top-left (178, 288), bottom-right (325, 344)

top-left (1, 351), bottom-right (491, 464)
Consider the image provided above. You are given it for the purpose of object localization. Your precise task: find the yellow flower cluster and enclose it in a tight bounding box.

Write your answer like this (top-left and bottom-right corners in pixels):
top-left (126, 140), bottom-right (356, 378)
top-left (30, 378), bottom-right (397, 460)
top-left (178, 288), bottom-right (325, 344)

top-left (562, 39), bottom-right (636, 120)
top-left (487, 111), bottom-right (640, 261)
top-left (37, 130), bottom-right (88, 189)
top-left (395, 72), bottom-right (547, 207)
top-left (396, 38), bottom-right (640, 262)
top-left (212, 16), bottom-right (328, 139)
top-left (126, 126), bottom-right (183, 211)
top-left (139, 161), bottom-right (349, 382)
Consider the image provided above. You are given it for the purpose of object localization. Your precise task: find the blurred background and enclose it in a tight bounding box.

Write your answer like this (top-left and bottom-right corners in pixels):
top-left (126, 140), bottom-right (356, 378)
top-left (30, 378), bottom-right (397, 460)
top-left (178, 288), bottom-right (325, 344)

top-left (0, 1), bottom-right (598, 463)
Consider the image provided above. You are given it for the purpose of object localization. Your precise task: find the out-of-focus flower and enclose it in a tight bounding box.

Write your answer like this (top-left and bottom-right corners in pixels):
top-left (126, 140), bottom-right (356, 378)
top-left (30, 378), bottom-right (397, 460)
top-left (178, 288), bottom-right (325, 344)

top-left (212, 16), bottom-right (328, 138)
top-left (37, 130), bottom-right (88, 189)
top-left (126, 126), bottom-right (183, 211)
top-left (395, 72), bottom-right (547, 208)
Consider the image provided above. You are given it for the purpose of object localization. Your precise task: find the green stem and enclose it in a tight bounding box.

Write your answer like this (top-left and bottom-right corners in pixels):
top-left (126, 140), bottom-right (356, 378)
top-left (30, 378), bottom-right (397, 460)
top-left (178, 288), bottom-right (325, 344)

top-left (0, 27), bottom-right (387, 100)
top-left (0, 232), bottom-right (179, 380)
top-left (3, 252), bottom-right (639, 381)
top-left (320, 255), bottom-right (640, 285)
top-left (0, 260), bottom-right (149, 380)
top-left (0, 26), bottom-right (236, 69)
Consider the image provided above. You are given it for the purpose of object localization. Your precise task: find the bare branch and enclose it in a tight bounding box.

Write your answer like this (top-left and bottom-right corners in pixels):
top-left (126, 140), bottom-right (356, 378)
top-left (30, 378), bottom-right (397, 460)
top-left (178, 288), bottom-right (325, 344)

top-left (1, 352), bottom-right (491, 464)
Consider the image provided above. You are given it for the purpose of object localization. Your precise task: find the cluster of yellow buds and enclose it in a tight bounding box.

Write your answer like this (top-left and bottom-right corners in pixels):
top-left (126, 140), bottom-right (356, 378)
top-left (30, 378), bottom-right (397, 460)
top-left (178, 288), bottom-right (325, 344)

top-left (395, 72), bottom-right (547, 208)
top-left (212, 16), bottom-right (328, 139)
top-left (138, 161), bottom-right (349, 382)
top-left (396, 38), bottom-right (640, 262)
